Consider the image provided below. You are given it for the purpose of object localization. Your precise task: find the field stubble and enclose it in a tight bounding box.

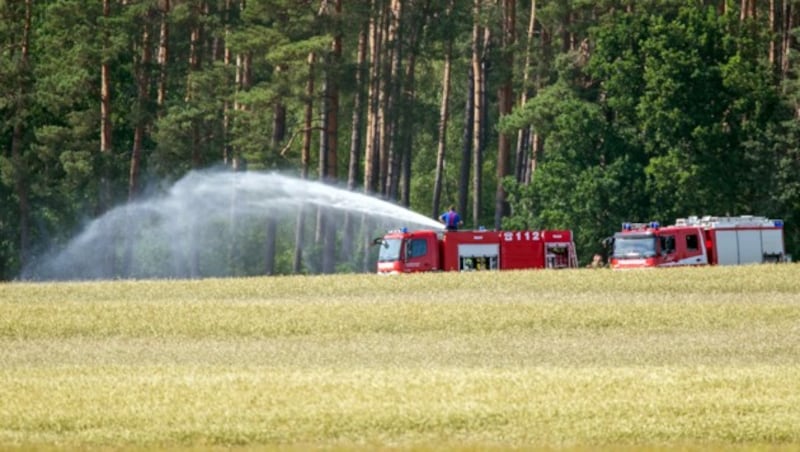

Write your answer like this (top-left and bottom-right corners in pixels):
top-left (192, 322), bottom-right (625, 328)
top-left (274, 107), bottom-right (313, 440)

top-left (1, 265), bottom-right (800, 450)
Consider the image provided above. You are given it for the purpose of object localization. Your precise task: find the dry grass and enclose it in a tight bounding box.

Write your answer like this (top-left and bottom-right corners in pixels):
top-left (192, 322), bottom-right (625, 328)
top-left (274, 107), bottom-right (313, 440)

top-left (1, 265), bottom-right (800, 450)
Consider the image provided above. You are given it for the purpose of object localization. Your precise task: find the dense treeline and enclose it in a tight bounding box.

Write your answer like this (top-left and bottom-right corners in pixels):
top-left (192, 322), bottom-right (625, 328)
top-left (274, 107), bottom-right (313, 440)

top-left (2, 0), bottom-right (799, 280)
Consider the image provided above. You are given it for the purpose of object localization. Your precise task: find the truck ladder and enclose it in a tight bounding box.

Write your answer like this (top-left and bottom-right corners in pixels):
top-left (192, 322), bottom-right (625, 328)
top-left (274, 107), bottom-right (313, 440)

top-left (568, 244), bottom-right (578, 268)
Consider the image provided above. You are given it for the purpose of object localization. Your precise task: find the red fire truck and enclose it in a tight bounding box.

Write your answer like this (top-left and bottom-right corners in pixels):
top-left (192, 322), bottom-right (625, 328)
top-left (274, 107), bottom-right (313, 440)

top-left (375, 228), bottom-right (578, 274)
top-left (610, 215), bottom-right (787, 269)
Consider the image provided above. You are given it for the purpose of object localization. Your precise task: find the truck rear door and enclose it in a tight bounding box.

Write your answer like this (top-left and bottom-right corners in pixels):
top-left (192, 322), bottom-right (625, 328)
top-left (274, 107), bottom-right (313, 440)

top-left (712, 227), bottom-right (784, 265)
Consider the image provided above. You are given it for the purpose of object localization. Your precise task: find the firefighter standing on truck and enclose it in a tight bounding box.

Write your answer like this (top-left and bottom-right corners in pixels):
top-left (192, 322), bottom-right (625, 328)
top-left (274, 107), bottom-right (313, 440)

top-left (439, 205), bottom-right (463, 231)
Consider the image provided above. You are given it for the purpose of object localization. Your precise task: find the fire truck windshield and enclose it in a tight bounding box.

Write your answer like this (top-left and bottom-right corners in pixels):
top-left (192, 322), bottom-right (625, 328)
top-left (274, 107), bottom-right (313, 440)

top-left (377, 238), bottom-right (402, 262)
top-left (612, 234), bottom-right (658, 259)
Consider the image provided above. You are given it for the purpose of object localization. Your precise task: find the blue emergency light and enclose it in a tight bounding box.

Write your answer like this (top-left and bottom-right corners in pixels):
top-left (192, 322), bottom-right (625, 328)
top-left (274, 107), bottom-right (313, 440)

top-left (774, 220), bottom-right (784, 228)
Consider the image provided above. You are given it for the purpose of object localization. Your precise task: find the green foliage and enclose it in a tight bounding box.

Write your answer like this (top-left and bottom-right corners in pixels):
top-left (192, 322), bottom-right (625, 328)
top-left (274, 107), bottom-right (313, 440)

top-left (504, 2), bottom-right (794, 263)
top-left (2, 0), bottom-right (799, 278)
top-left (152, 63), bottom-right (231, 177)
top-left (503, 51), bottom-right (647, 262)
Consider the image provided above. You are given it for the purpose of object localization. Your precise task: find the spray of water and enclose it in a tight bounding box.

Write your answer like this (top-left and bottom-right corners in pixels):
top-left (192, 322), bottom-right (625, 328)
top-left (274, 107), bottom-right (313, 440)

top-left (22, 169), bottom-right (444, 280)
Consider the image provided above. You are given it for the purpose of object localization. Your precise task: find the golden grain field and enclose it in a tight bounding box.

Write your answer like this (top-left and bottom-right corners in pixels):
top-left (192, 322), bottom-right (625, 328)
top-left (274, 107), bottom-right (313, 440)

top-left (1, 265), bottom-right (800, 451)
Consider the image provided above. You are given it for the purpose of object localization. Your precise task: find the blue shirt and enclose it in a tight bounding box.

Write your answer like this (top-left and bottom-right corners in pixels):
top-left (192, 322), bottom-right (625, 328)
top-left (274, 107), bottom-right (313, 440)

top-left (441, 211), bottom-right (460, 229)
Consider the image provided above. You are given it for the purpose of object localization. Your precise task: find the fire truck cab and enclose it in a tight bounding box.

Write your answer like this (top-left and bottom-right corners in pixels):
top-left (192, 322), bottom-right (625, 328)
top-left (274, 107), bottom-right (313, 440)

top-left (376, 228), bottom-right (578, 274)
top-left (610, 215), bottom-right (787, 269)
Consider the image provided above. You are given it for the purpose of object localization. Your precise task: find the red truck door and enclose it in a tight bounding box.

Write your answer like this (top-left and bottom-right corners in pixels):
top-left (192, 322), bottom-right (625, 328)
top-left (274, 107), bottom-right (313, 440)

top-left (675, 228), bottom-right (707, 265)
top-left (657, 227), bottom-right (707, 266)
top-left (402, 232), bottom-right (440, 272)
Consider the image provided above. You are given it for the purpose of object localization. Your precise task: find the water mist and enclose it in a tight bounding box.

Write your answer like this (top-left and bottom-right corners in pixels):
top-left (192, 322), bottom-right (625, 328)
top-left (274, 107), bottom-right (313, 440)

top-left (21, 170), bottom-right (444, 280)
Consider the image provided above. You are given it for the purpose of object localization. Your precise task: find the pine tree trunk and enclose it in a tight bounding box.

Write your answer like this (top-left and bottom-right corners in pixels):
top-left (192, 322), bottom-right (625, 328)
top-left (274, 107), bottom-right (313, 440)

top-left (397, 6), bottom-right (425, 208)
top-left (342, 21), bottom-right (368, 265)
top-left (383, 0), bottom-right (403, 199)
top-left (740, 0), bottom-right (756, 20)
top-left (98, 0), bottom-right (115, 276)
top-left (770, 0), bottom-right (776, 66)
top-left (377, 1), bottom-right (394, 196)
top-left (529, 27), bottom-right (551, 183)
top-left (12, 0), bottom-right (32, 270)
top-left (781, 0), bottom-right (792, 82)
top-left (222, 0), bottom-right (234, 165)
top-left (432, 2), bottom-right (454, 219)
top-left (100, 0), bottom-right (113, 215)
top-left (515, 0), bottom-right (536, 183)
top-left (363, 1), bottom-right (382, 194)
top-left (322, 0), bottom-right (342, 274)
top-left (317, 54), bottom-right (332, 274)
top-left (494, 0), bottom-right (515, 230)
top-left (327, 0), bottom-right (341, 183)
top-left (399, 52), bottom-right (417, 208)
top-left (157, 0), bottom-right (170, 109)
top-left (129, 11), bottom-right (153, 201)
top-left (348, 25), bottom-right (368, 191)
top-left (316, 1), bottom-right (338, 273)
top-left (187, 1), bottom-right (205, 168)
top-left (459, 64), bottom-right (474, 220)
top-left (362, 2), bottom-right (385, 270)
top-left (563, 8), bottom-right (574, 52)
top-left (293, 53), bottom-right (315, 274)
top-left (471, 0), bottom-right (487, 228)
top-left (264, 100), bottom-right (285, 276)
top-left (187, 0), bottom-right (212, 277)
top-left (529, 132), bottom-right (542, 182)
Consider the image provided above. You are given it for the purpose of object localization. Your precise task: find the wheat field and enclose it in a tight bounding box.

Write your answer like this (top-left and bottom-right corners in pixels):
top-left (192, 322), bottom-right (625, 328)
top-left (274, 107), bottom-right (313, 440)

top-left (2, 265), bottom-right (800, 450)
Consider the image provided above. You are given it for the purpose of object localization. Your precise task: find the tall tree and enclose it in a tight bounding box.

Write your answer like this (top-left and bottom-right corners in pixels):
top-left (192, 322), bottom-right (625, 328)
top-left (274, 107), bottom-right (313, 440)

top-left (293, 52), bottom-right (315, 274)
top-left (381, 0), bottom-right (402, 197)
top-left (5, 0), bottom-right (800, 278)
top-left (432, 0), bottom-right (455, 219)
top-left (348, 21), bottom-right (369, 192)
top-left (187, 0), bottom-right (208, 169)
top-left (100, 0), bottom-right (113, 213)
top-left (264, 86), bottom-right (286, 276)
top-left (471, 0), bottom-right (490, 227)
top-left (396, 1), bottom-right (427, 207)
top-left (494, 0), bottom-right (515, 229)
top-left (222, 0), bottom-right (235, 166)
top-left (781, 0), bottom-right (794, 81)
top-left (128, 5), bottom-right (156, 201)
top-left (342, 14), bottom-right (369, 265)
top-left (319, 0), bottom-right (342, 274)
top-left (363, 0), bottom-right (383, 194)
top-left (515, 0), bottom-right (536, 183)
top-left (156, 0), bottom-right (170, 109)
top-left (459, 65), bottom-right (474, 222)
top-left (4, 0), bottom-right (33, 269)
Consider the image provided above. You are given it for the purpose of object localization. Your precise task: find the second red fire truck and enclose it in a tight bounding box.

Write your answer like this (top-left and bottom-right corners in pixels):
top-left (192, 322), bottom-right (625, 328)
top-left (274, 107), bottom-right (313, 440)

top-left (376, 228), bottom-right (578, 274)
top-left (610, 215), bottom-right (787, 269)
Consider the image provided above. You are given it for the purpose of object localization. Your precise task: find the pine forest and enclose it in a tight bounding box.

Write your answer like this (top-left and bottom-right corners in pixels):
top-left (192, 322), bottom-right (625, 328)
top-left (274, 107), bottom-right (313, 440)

top-left (2, 0), bottom-right (800, 280)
